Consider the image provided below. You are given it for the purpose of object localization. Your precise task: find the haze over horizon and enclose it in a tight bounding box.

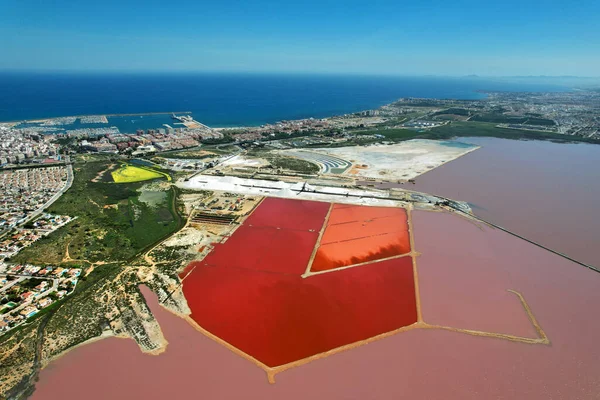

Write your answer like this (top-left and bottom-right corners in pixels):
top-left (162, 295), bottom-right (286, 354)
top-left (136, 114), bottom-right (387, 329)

top-left (1, 0), bottom-right (599, 76)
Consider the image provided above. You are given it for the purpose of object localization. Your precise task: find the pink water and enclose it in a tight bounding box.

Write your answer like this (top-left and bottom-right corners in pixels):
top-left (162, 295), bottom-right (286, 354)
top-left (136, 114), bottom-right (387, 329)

top-left (32, 209), bottom-right (600, 399)
top-left (411, 137), bottom-right (600, 268)
top-left (30, 138), bottom-right (600, 399)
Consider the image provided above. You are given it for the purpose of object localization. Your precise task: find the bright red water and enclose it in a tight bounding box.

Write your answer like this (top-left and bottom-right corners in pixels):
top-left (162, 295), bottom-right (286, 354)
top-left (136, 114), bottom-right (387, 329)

top-left (184, 256), bottom-right (416, 367)
top-left (200, 225), bottom-right (318, 275)
top-left (185, 197), bottom-right (330, 276)
top-left (244, 197), bottom-right (330, 231)
top-left (181, 199), bottom-right (417, 367)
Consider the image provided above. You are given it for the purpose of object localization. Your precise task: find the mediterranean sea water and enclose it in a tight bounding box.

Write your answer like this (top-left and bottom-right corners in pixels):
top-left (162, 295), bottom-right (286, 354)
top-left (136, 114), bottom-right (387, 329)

top-left (0, 72), bottom-right (568, 127)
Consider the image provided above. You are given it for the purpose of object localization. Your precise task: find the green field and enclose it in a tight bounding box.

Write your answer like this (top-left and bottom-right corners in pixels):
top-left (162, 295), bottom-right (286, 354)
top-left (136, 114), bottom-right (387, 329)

top-left (470, 113), bottom-right (556, 126)
top-left (424, 121), bottom-right (599, 143)
top-left (11, 159), bottom-right (183, 264)
top-left (323, 120), bottom-right (600, 146)
top-left (111, 164), bottom-right (170, 183)
top-left (432, 108), bottom-right (471, 116)
top-left (265, 155), bottom-right (320, 174)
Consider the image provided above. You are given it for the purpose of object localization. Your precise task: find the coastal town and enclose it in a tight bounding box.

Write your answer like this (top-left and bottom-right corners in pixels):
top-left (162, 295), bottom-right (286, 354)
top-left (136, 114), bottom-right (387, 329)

top-left (1, 114), bottom-right (223, 158)
top-left (0, 90), bottom-right (597, 170)
top-left (0, 122), bottom-right (62, 165)
top-left (0, 131), bottom-right (78, 336)
top-left (78, 125), bottom-right (222, 154)
top-left (0, 92), bottom-right (599, 398)
top-left (0, 214), bottom-right (74, 260)
top-left (382, 90), bottom-right (600, 138)
top-left (0, 167), bottom-right (73, 235)
top-left (0, 262), bottom-right (81, 333)
top-left (0, 212), bottom-right (76, 333)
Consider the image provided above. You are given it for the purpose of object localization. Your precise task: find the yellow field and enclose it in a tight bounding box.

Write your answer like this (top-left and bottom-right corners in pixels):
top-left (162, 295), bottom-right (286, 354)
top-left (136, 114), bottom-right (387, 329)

top-left (111, 164), bottom-right (168, 183)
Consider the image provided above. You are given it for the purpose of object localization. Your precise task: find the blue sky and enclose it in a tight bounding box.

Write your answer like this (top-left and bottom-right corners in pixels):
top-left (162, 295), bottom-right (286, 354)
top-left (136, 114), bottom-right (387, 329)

top-left (1, 0), bottom-right (599, 76)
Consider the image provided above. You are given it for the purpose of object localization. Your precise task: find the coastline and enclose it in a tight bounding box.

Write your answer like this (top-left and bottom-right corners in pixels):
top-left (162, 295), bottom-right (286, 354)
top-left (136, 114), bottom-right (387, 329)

top-left (5, 111), bottom-right (193, 125)
top-left (40, 319), bottom-right (170, 370)
top-left (40, 331), bottom-right (122, 369)
top-left (3, 74), bottom-right (559, 124)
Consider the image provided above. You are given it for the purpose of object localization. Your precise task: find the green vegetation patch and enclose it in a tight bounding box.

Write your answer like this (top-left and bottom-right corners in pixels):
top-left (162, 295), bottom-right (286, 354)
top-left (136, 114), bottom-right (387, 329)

top-left (424, 121), bottom-right (599, 144)
top-left (11, 160), bottom-right (183, 264)
top-left (138, 190), bottom-right (168, 207)
top-left (111, 164), bottom-right (170, 183)
top-left (470, 113), bottom-right (556, 126)
top-left (524, 117), bottom-right (557, 126)
top-left (265, 155), bottom-right (320, 174)
top-left (37, 263), bottom-right (120, 349)
top-left (433, 108), bottom-right (471, 116)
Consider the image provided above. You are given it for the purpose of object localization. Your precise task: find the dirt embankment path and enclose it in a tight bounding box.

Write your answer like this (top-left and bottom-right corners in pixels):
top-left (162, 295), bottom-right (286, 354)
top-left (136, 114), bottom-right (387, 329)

top-left (62, 241), bottom-right (109, 278)
top-left (91, 163), bottom-right (115, 183)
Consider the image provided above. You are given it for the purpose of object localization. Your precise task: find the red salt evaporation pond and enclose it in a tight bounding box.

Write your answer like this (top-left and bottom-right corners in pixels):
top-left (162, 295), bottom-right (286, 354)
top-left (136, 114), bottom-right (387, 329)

top-left (184, 256), bottom-right (416, 367)
top-left (188, 197), bottom-right (329, 276)
top-left (200, 225), bottom-right (318, 275)
top-left (245, 197), bottom-right (330, 231)
top-left (182, 198), bottom-right (417, 367)
top-left (33, 210), bottom-right (600, 400)
top-left (311, 204), bottom-right (411, 272)
top-left (406, 137), bottom-right (600, 268)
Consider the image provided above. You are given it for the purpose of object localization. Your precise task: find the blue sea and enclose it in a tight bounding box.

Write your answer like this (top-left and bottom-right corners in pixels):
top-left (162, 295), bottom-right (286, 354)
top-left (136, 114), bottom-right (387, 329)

top-left (0, 72), bottom-right (569, 130)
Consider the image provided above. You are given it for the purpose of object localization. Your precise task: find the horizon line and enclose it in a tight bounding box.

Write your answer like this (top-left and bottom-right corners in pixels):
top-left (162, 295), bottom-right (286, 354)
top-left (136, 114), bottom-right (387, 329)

top-left (1, 69), bottom-right (599, 80)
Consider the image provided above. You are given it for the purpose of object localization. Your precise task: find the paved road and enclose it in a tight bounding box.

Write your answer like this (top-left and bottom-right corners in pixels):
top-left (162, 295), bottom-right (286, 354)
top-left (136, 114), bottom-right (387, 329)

top-left (0, 273), bottom-right (56, 280)
top-left (1, 278), bottom-right (59, 315)
top-left (0, 161), bottom-right (74, 239)
top-left (0, 276), bottom-right (25, 293)
top-left (185, 147), bottom-right (244, 181)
